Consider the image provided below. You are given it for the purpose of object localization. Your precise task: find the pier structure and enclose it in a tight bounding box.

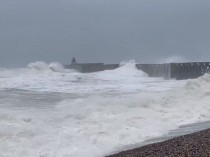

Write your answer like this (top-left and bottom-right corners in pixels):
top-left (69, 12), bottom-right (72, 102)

top-left (64, 58), bottom-right (210, 80)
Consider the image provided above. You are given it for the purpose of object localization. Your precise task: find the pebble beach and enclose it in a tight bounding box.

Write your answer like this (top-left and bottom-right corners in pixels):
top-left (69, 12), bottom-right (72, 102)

top-left (107, 128), bottom-right (210, 157)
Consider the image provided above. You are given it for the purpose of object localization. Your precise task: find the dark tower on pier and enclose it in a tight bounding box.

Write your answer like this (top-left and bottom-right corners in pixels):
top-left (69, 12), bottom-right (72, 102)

top-left (71, 57), bottom-right (77, 65)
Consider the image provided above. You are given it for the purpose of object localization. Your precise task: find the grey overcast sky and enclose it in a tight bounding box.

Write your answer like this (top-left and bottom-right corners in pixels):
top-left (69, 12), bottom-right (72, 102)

top-left (1, 0), bottom-right (210, 67)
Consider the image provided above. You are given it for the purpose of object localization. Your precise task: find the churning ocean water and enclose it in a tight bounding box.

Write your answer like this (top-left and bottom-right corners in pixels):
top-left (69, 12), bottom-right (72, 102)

top-left (1, 61), bottom-right (210, 157)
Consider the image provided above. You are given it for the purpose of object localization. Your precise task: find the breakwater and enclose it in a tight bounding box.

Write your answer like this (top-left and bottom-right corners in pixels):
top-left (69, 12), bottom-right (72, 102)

top-left (64, 62), bottom-right (210, 80)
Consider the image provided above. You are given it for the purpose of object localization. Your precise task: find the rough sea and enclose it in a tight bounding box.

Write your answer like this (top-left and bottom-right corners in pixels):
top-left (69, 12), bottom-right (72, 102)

top-left (1, 61), bottom-right (210, 157)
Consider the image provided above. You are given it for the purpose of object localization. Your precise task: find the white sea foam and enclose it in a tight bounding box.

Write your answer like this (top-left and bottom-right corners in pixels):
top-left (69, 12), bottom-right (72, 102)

top-left (0, 61), bottom-right (210, 157)
top-left (27, 61), bottom-right (71, 73)
top-left (92, 60), bottom-right (148, 81)
top-left (0, 61), bottom-right (183, 93)
top-left (27, 61), bottom-right (49, 71)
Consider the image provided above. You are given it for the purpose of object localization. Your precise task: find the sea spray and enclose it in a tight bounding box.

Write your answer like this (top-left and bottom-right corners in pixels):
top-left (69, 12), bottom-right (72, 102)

top-left (2, 61), bottom-right (210, 157)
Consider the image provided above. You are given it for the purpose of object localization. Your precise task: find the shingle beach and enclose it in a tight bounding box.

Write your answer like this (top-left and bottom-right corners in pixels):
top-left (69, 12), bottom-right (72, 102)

top-left (107, 128), bottom-right (210, 157)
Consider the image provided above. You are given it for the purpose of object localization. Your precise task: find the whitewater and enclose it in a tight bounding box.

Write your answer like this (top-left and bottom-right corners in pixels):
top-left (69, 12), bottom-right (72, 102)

top-left (1, 61), bottom-right (210, 157)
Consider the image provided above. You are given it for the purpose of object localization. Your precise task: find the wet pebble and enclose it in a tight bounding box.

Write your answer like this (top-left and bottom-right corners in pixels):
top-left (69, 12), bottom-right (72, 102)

top-left (107, 129), bottom-right (210, 157)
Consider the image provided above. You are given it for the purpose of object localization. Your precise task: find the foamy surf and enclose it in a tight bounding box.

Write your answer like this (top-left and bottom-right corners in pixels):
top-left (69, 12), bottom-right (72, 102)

top-left (0, 61), bottom-right (184, 93)
top-left (0, 61), bottom-right (210, 157)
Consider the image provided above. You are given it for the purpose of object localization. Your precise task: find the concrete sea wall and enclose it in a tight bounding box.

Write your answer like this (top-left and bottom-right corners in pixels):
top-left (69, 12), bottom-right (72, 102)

top-left (170, 62), bottom-right (210, 80)
top-left (65, 63), bottom-right (105, 73)
top-left (64, 62), bottom-right (210, 80)
top-left (136, 64), bottom-right (171, 79)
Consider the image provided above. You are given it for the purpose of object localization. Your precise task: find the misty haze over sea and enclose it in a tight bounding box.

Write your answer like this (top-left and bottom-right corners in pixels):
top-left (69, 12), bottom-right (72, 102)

top-left (1, 0), bottom-right (210, 67)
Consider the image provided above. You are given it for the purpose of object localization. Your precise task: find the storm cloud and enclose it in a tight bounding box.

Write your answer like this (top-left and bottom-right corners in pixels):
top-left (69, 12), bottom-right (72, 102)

top-left (1, 0), bottom-right (210, 67)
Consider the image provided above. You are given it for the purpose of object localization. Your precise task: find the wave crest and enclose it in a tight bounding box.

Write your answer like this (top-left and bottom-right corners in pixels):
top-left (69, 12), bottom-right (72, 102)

top-left (27, 61), bottom-right (64, 72)
top-left (93, 60), bottom-right (148, 81)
